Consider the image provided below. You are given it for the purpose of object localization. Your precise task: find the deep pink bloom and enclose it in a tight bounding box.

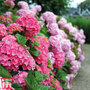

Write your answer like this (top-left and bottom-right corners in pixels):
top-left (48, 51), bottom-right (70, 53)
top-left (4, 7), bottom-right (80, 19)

top-left (35, 36), bottom-right (50, 65)
top-left (16, 14), bottom-right (40, 36)
top-left (7, 23), bottom-right (24, 33)
top-left (4, 0), bottom-right (15, 8)
top-left (0, 24), bottom-right (8, 39)
top-left (13, 71), bottom-right (28, 87)
top-left (54, 52), bottom-right (65, 70)
top-left (0, 35), bottom-right (35, 71)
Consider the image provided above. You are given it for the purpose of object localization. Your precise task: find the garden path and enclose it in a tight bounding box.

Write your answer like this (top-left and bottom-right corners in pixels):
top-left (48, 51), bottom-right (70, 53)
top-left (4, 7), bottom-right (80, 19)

top-left (71, 44), bottom-right (90, 90)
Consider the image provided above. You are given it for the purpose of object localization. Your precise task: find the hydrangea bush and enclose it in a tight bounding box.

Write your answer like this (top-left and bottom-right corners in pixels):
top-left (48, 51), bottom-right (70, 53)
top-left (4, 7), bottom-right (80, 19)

top-left (0, 0), bottom-right (86, 90)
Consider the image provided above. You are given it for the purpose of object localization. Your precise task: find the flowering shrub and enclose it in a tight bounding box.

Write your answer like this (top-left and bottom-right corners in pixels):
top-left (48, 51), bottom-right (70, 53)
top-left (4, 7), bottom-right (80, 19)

top-left (0, 1), bottom-right (85, 90)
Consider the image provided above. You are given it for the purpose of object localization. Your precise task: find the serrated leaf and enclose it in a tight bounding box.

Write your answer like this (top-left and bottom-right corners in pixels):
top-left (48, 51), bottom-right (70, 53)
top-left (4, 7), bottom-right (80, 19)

top-left (12, 83), bottom-right (22, 90)
top-left (43, 74), bottom-right (49, 79)
top-left (15, 34), bottom-right (27, 45)
top-left (34, 41), bottom-right (40, 46)
top-left (30, 48), bottom-right (39, 56)
top-left (37, 85), bottom-right (50, 90)
top-left (40, 25), bottom-right (50, 37)
top-left (37, 33), bottom-right (45, 36)
top-left (35, 71), bottom-right (43, 83)
top-left (0, 65), bottom-right (12, 78)
top-left (35, 15), bottom-right (43, 21)
top-left (11, 14), bottom-right (19, 22)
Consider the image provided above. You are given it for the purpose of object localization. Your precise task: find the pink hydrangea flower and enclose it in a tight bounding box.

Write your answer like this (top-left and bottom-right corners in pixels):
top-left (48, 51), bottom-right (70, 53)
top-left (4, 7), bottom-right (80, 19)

top-left (54, 52), bottom-right (65, 70)
top-left (66, 50), bottom-right (76, 62)
top-left (0, 24), bottom-right (8, 39)
top-left (16, 9), bottom-right (32, 17)
top-left (35, 36), bottom-right (50, 65)
top-left (4, 0), bottom-right (15, 8)
top-left (49, 35), bottom-right (63, 52)
top-left (48, 52), bottom-right (55, 64)
top-left (78, 53), bottom-right (85, 61)
top-left (16, 14), bottom-right (40, 36)
top-left (7, 23), bottom-right (24, 33)
top-left (58, 30), bottom-right (67, 39)
top-left (47, 23), bottom-right (60, 35)
top-left (4, 12), bottom-right (12, 18)
top-left (41, 11), bottom-right (57, 24)
top-left (58, 17), bottom-right (67, 29)
top-left (40, 64), bottom-right (50, 75)
top-left (17, 1), bottom-right (29, 9)
top-left (66, 74), bottom-right (75, 89)
top-left (13, 71), bottom-right (28, 87)
top-left (0, 35), bottom-right (35, 71)
top-left (61, 39), bottom-right (71, 52)
top-left (63, 23), bottom-right (72, 31)
top-left (70, 60), bottom-right (81, 74)
top-left (35, 5), bottom-right (42, 12)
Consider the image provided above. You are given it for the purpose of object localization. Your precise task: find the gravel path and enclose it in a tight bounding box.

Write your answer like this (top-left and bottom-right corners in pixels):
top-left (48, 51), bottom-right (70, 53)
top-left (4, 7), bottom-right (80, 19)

top-left (70, 44), bottom-right (90, 90)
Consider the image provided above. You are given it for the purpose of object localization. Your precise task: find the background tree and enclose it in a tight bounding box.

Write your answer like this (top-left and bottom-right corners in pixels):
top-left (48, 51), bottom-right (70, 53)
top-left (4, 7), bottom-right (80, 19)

top-left (78, 0), bottom-right (90, 10)
top-left (29, 0), bottom-right (72, 15)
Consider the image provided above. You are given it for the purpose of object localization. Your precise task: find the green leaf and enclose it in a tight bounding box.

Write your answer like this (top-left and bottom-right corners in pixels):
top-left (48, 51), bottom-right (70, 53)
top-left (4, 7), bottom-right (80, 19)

top-left (55, 69), bottom-right (67, 81)
top-left (25, 70), bottom-right (53, 90)
top-left (25, 71), bottom-right (38, 90)
top-left (40, 25), bottom-right (50, 37)
top-left (11, 14), bottom-right (19, 22)
top-left (47, 60), bottom-right (51, 68)
top-left (37, 85), bottom-right (50, 90)
top-left (35, 15), bottom-right (43, 21)
top-left (43, 74), bottom-right (49, 79)
top-left (15, 34), bottom-right (27, 45)
top-left (64, 59), bottom-right (72, 67)
top-left (34, 41), bottom-right (40, 46)
top-left (30, 48), bottom-right (39, 56)
top-left (35, 71), bottom-right (43, 83)
top-left (37, 33), bottom-right (45, 36)
top-left (60, 82), bottom-right (67, 89)
top-left (12, 83), bottom-right (22, 90)
top-left (0, 65), bottom-right (12, 78)
top-left (57, 16), bottom-right (61, 21)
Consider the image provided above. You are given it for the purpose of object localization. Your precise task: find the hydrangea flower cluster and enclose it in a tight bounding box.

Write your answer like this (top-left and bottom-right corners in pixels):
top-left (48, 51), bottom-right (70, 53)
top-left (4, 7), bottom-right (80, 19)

top-left (0, 35), bottom-right (35, 71)
top-left (0, 24), bottom-right (8, 39)
top-left (13, 71), bottom-right (28, 87)
top-left (0, 15), bottom-right (13, 24)
top-left (17, 1), bottom-right (42, 16)
top-left (7, 23), bottom-right (24, 34)
top-left (4, 0), bottom-right (15, 8)
top-left (0, 1), bottom-right (85, 90)
top-left (16, 14), bottom-right (40, 36)
top-left (41, 11), bottom-right (85, 89)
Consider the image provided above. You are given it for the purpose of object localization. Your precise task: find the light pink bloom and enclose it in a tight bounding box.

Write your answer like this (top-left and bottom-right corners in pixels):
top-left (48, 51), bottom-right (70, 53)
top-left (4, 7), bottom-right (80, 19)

top-left (18, 1), bottom-right (29, 9)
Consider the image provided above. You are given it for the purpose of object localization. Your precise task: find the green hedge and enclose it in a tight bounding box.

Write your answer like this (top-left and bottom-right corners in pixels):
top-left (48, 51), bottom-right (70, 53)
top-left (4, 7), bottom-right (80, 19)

top-left (66, 16), bottom-right (90, 43)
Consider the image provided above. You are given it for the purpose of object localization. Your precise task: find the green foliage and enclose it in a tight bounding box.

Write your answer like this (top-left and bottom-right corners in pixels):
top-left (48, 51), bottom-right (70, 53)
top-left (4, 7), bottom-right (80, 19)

top-left (12, 83), bottom-right (23, 90)
top-left (78, 0), bottom-right (90, 10)
top-left (64, 59), bottom-right (72, 68)
top-left (66, 16), bottom-right (90, 43)
top-left (34, 41), bottom-right (40, 46)
top-left (15, 34), bottom-right (27, 45)
top-left (40, 25), bottom-right (50, 38)
top-left (25, 70), bottom-right (53, 90)
top-left (29, 42), bottom-right (39, 56)
top-left (0, 65), bottom-right (12, 78)
top-left (55, 69), bottom-right (68, 89)
top-left (11, 14), bottom-right (19, 22)
top-left (30, 0), bottom-right (72, 15)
